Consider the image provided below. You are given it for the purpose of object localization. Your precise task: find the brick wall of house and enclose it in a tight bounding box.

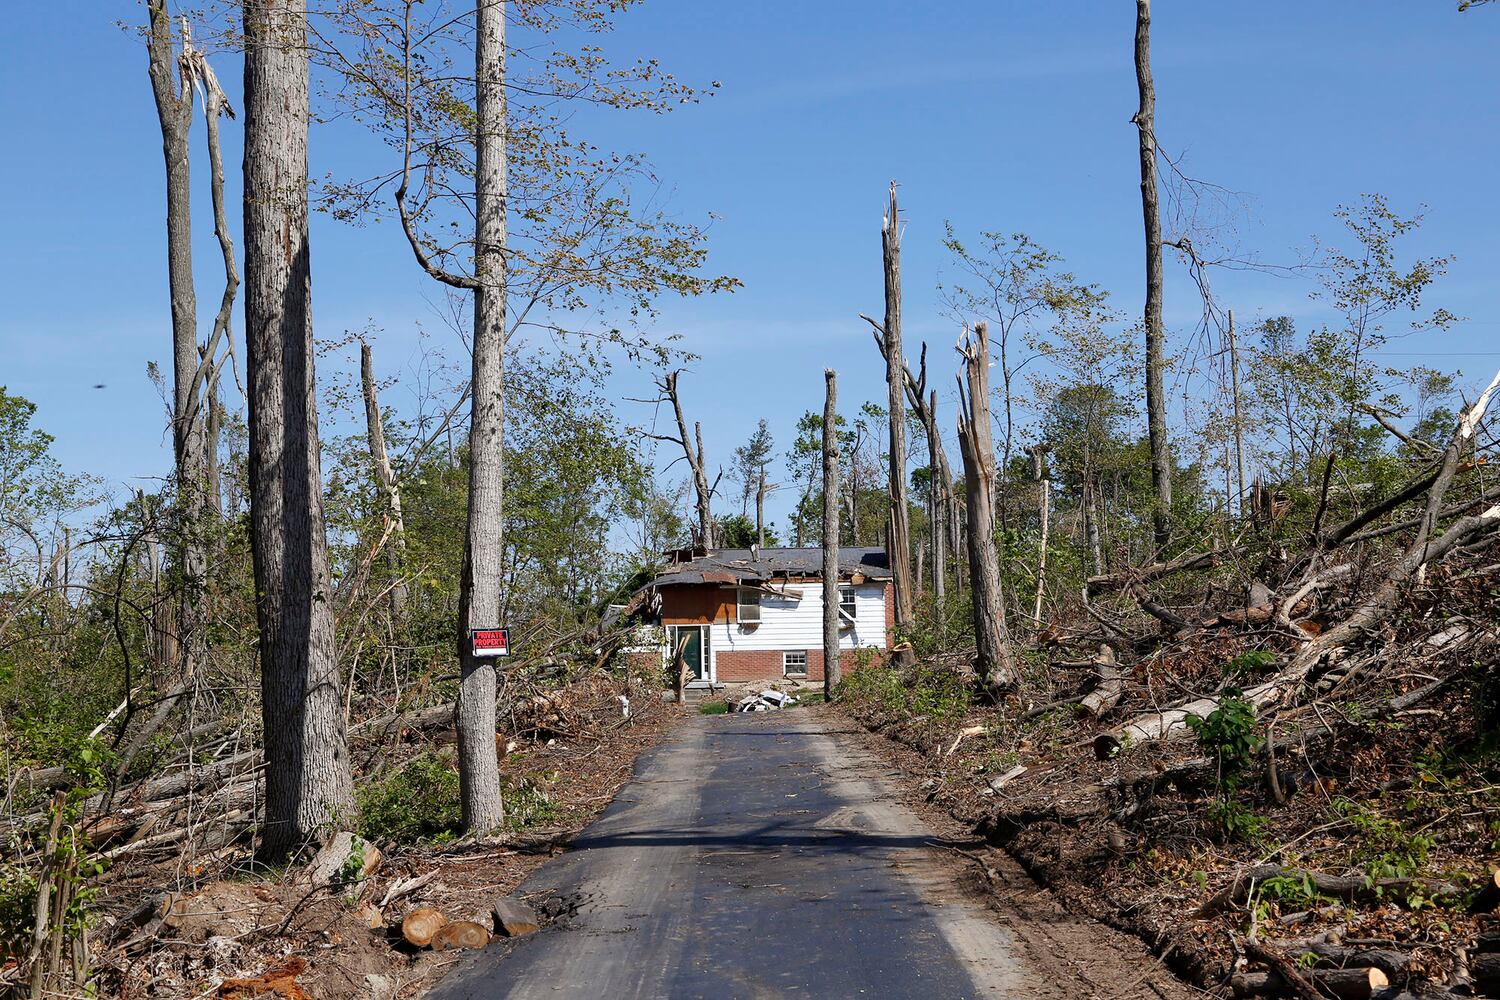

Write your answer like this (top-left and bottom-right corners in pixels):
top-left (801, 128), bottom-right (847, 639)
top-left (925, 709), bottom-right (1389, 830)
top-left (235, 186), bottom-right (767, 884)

top-left (715, 646), bottom-right (881, 684)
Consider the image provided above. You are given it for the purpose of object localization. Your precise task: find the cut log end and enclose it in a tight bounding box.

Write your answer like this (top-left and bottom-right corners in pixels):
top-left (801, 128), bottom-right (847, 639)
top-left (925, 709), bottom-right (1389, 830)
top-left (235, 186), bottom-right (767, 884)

top-left (430, 920), bottom-right (491, 951)
top-left (401, 906), bottom-right (448, 948)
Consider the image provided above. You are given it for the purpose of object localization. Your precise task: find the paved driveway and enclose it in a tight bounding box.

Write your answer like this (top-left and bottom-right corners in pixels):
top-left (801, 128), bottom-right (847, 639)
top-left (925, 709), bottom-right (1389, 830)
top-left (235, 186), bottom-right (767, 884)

top-left (429, 711), bottom-right (1032, 999)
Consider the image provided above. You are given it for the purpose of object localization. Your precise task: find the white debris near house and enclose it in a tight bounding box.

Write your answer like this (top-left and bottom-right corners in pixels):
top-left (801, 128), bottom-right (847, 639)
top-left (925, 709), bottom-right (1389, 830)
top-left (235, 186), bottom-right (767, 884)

top-left (734, 689), bottom-right (793, 712)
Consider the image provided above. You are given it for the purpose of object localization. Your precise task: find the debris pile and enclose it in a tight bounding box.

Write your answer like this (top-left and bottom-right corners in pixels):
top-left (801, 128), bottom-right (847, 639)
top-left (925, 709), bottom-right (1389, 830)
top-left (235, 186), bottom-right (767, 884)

top-left (733, 689), bottom-right (793, 712)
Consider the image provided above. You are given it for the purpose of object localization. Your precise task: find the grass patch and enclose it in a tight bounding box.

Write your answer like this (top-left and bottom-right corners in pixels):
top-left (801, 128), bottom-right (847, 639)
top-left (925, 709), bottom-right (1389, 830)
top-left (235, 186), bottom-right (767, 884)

top-left (698, 700), bottom-right (730, 715)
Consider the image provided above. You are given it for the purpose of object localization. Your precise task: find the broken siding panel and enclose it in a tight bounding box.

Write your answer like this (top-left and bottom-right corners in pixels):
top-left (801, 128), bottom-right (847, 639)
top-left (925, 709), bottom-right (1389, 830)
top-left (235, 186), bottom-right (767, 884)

top-left (711, 583), bottom-right (886, 654)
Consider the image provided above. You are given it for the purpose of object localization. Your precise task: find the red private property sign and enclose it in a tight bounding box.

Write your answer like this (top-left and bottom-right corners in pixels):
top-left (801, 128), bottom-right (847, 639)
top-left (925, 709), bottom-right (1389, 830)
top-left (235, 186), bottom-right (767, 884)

top-left (470, 627), bottom-right (511, 658)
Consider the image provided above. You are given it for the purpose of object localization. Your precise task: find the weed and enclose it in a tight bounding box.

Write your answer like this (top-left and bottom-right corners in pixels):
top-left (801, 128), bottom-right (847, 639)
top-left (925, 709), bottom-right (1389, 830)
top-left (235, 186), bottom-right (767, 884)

top-left (1206, 800), bottom-right (1269, 844)
top-left (1186, 692), bottom-right (1260, 792)
top-left (698, 700), bottom-right (729, 715)
top-left (356, 752), bottom-right (463, 845)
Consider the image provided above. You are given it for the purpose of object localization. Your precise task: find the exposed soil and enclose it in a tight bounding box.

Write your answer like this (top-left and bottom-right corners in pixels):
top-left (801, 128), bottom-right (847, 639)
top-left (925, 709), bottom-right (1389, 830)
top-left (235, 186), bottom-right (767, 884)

top-left (96, 678), bottom-right (682, 1000)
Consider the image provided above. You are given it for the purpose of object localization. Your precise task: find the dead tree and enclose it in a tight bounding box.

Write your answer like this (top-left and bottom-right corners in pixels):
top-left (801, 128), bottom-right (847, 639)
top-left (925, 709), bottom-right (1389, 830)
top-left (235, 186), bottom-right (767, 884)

top-left (956, 323), bottom-right (1018, 696)
top-left (1027, 443), bottom-right (1052, 623)
top-left (243, 0), bottom-right (355, 855)
top-left (648, 370), bottom-right (721, 549)
top-left (1111, 366), bottom-right (1500, 745)
top-left (146, 2), bottom-right (207, 690)
top-left (877, 183), bottom-right (915, 659)
top-left (361, 342), bottom-right (408, 617)
top-left (1227, 308), bottom-right (1248, 514)
top-left (868, 333), bottom-right (957, 608)
top-left (1133, 0), bottom-right (1173, 549)
top-left (823, 369), bottom-right (842, 698)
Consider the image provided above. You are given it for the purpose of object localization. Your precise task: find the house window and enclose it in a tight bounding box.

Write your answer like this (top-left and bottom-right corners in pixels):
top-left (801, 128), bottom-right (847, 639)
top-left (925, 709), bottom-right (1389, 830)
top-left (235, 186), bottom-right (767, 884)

top-left (783, 650), bottom-right (808, 676)
top-left (838, 585), bottom-right (857, 625)
top-left (737, 588), bottom-right (761, 625)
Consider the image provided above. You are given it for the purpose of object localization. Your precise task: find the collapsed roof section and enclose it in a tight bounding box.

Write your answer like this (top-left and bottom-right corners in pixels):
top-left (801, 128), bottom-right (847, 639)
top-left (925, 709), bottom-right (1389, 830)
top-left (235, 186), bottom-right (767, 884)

top-left (650, 546), bottom-right (891, 588)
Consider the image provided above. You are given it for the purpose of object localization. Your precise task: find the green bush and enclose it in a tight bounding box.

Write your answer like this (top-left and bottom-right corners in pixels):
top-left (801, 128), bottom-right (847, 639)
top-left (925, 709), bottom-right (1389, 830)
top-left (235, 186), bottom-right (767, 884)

top-left (356, 752), bottom-right (463, 845)
top-left (1186, 692), bottom-right (1260, 792)
top-left (837, 659), bottom-right (971, 722)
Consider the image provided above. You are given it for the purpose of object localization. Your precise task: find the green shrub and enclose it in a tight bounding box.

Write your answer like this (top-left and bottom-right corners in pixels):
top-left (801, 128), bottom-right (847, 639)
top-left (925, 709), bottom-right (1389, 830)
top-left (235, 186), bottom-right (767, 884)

top-left (356, 752), bottom-right (462, 845)
top-left (1186, 692), bottom-right (1260, 792)
top-left (503, 777), bottom-right (560, 830)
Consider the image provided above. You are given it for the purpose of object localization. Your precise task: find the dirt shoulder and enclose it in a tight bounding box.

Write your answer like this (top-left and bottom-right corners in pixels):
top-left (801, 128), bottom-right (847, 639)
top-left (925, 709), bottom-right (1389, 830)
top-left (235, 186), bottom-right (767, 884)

top-left (98, 680), bottom-right (682, 1000)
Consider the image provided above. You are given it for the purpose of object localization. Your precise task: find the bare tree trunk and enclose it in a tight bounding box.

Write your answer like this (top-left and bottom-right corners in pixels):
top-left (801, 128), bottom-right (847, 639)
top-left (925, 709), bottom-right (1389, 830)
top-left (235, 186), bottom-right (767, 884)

top-left (146, 1), bottom-right (207, 689)
top-left (879, 184), bottom-right (914, 661)
top-left (1084, 478), bottom-right (1105, 576)
top-left (822, 370), bottom-right (842, 698)
top-left (361, 342), bottom-right (408, 618)
top-left (243, 0), bottom-right (355, 857)
top-left (1134, 0), bottom-right (1173, 550)
top-left (929, 390), bottom-right (947, 607)
top-left (956, 323), bottom-right (1017, 696)
top-left (455, 0), bottom-right (508, 833)
top-left (1227, 308), bottom-right (1248, 515)
top-left (656, 371), bottom-right (717, 549)
top-left (755, 471), bottom-right (766, 547)
top-left (1027, 444), bottom-right (1051, 623)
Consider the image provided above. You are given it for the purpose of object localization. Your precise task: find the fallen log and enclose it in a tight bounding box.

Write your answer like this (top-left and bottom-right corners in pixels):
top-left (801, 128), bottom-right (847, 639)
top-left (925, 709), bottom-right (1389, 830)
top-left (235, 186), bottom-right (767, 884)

top-left (1231, 966), bottom-right (1388, 999)
top-left (1078, 645), bottom-right (1122, 719)
top-left (1211, 865), bottom-right (1465, 911)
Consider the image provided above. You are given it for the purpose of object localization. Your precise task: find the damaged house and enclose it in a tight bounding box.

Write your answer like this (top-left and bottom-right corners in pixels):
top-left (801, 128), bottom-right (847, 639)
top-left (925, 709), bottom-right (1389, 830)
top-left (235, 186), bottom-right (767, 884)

top-left (630, 546), bottom-right (894, 687)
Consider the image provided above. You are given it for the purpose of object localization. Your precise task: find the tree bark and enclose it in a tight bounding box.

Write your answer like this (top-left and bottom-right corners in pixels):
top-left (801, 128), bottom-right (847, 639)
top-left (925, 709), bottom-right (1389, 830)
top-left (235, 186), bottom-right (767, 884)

top-left (1028, 444), bottom-right (1051, 622)
top-left (822, 369), bottom-right (842, 698)
top-left (956, 323), bottom-right (1017, 695)
top-left (1227, 308), bottom-right (1248, 515)
top-left (755, 471), bottom-right (766, 547)
top-left (455, 0), bottom-right (508, 833)
top-left (655, 371), bottom-right (717, 549)
top-left (1134, 0), bottom-right (1173, 549)
top-left (879, 183), bottom-right (914, 660)
top-left (361, 342), bottom-right (408, 618)
top-left (146, 1), bottom-right (207, 690)
top-left (243, 0), bottom-right (355, 857)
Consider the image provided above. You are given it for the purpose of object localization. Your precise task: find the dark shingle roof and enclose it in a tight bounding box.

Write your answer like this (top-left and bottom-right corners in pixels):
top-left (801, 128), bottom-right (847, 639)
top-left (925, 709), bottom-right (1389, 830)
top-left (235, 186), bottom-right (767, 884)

top-left (650, 547), bottom-right (889, 588)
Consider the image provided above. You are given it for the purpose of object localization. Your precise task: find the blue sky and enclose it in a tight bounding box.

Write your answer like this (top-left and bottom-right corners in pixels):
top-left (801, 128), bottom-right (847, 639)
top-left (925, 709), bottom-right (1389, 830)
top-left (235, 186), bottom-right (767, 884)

top-left (2, 2), bottom-right (1498, 533)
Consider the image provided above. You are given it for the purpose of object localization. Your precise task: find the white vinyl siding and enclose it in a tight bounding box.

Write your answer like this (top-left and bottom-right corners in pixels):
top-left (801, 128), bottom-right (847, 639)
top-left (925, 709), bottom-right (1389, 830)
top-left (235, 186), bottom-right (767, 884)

top-left (711, 583), bottom-right (887, 654)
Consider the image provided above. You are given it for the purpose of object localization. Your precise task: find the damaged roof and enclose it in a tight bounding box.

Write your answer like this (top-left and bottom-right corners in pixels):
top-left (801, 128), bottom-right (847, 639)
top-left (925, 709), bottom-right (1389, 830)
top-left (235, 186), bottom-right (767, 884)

top-left (650, 547), bottom-right (891, 588)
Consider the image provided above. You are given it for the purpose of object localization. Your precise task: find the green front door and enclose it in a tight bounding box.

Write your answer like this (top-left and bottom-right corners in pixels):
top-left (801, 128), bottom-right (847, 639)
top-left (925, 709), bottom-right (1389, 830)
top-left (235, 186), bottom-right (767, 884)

top-left (670, 625), bottom-right (709, 681)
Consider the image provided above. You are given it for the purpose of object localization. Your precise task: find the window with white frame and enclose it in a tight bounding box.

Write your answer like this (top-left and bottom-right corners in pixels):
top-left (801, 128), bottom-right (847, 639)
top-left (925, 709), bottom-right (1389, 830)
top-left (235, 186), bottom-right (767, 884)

top-left (783, 650), bottom-right (808, 676)
top-left (737, 587), bottom-right (761, 625)
top-left (838, 585), bottom-right (857, 625)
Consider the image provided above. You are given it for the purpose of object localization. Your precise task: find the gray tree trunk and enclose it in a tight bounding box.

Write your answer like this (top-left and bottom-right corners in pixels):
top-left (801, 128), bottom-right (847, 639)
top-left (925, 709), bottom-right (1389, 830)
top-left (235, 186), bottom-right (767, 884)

top-left (1134, 0), bottom-right (1173, 550)
top-left (455, 0), bottom-right (507, 834)
top-left (1227, 308), bottom-right (1248, 515)
top-left (956, 323), bottom-right (1017, 696)
top-left (243, 0), bottom-right (355, 857)
top-left (822, 370), bottom-right (842, 698)
top-left (879, 184), bottom-right (914, 659)
top-left (755, 471), bottom-right (766, 547)
top-left (658, 371), bottom-right (717, 549)
top-left (146, 1), bottom-right (207, 688)
top-left (361, 342), bottom-right (408, 618)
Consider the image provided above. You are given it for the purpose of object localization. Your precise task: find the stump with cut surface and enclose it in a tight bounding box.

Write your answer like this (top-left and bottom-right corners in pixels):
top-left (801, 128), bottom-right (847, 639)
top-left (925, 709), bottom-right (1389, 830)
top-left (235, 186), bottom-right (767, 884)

top-left (401, 906), bottom-right (448, 948)
top-left (1231, 966), bottom-right (1388, 999)
top-left (492, 896), bottom-right (541, 937)
top-left (431, 920), bottom-right (491, 951)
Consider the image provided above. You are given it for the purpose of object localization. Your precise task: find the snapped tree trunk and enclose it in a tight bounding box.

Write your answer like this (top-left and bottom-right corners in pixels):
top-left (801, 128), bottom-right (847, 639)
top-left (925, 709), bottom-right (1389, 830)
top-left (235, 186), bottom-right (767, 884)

top-left (243, 0), bottom-right (355, 857)
top-left (1027, 444), bottom-right (1051, 623)
top-left (879, 183), bottom-right (914, 660)
top-left (1134, 0), bottom-right (1173, 550)
top-left (928, 390), bottom-right (947, 608)
top-left (361, 342), bottom-right (408, 618)
top-left (956, 323), bottom-right (1017, 696)
top-left (146, 1), bottom-right (207, 690)
top-left (455, 0), bottom-right (508, 834)
top-left (822, 369), bottom-right (842, 699)
top-left (1227, 308), bottom-right (1248, 514)
top-left (755, 471), bottom-right (766, 547)
top-left (656, 371), bottom-right (717, 549)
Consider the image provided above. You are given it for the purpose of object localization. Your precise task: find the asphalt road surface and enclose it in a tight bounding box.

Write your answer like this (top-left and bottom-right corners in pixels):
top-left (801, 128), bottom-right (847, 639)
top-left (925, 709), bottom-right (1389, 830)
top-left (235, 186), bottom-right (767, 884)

top-left (427, 712), bottom-right (1075, 999)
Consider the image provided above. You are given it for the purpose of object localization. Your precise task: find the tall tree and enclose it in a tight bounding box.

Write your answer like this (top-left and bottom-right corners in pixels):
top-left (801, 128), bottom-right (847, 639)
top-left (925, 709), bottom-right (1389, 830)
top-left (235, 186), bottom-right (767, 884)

top-left (877, 184), bottom-right (914, 654)
top-left (647, 370), bottom-right (720, 549)
top-left (732, 419), bottom-right (775, 545)
top-left (454, 0), bottom-right (508, 832)
top-left (1133, 0), bottom-right (1173, 549)
top-left (243, 0), bottom-right (355, 855)
top-left (145, 2), bottom-right (207, 691)
top-left (821, 369), bottom-right (841, 699)
top-left (956, 323), bottom-right (1017, 697)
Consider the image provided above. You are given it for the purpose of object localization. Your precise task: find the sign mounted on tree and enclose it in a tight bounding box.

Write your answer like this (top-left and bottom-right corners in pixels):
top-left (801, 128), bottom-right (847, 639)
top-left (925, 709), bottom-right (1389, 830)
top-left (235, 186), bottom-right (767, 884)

top-left (470, 628), bottom-right (510, 658)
